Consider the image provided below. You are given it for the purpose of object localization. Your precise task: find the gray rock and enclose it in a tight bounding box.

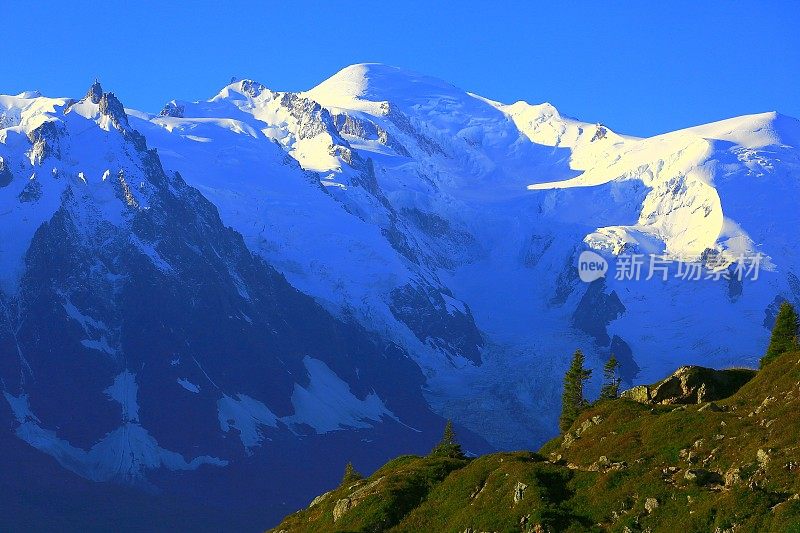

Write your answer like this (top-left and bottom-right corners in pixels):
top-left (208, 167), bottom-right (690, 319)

top-left (621, 366), bottom-right (755, 405)
top-left (513, 481), bottom-right (528, 503)
top-left (757, 448), bottom-right (770, 465)
top-left (621, 385), bottom-right (651, 403)
top-left (332, 498), bottom-right (352, 522)
top-left (724, 467), bottom-right (741, 487)
top-left (308, 490), bottom-right (331, 508)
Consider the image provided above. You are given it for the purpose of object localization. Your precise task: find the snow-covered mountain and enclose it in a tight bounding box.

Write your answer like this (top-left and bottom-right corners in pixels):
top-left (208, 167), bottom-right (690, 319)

top-left (1, 65), bottom-right (798, 529)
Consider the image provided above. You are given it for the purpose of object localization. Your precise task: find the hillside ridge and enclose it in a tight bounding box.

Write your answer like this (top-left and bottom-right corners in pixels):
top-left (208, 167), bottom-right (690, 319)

top-left (271, 349), bottom-right (800, 532)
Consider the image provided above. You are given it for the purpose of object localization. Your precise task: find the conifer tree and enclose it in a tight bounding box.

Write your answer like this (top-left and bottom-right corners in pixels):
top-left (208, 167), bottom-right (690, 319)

top-left (599, 354), bottom-right (621, 400)
top-left (430, 420), bottom-right (465, 459)
top-left (761, 301), bottom-right (800, 368)
top-left (559, 349), bottom-right (592, 433)
top-left (341, 461), bottom-right (363, 484)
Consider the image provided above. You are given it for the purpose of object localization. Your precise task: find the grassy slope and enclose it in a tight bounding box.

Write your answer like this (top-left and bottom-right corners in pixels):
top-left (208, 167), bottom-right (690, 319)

top-left (270, 351), bottom-right (800, 532)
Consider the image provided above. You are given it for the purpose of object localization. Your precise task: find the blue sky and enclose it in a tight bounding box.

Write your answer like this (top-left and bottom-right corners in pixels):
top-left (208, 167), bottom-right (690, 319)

top-left (3, 1), bottom-right (798, 136)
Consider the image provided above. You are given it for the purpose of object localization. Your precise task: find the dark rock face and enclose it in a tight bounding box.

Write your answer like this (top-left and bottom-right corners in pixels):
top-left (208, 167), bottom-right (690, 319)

top-left (382, 102), bottom-right (447, 157)
top-left (18, 178), bottom-right (42, 202)
top-left (607, 335), bottom-right (640, 382)
top-left (159, 101), bottom-right (185, 118)
top-left (27, 120), bottom-right (64, 164)
top-left (332, 112), bottom-right (410, 157)
top-left (572, 278), bottom-right (625, 345)
top-left (522, 234), bottom-right (554, 268)
top-left (590, 124), bottom-right (608, 142)
top-left (0, 158), bottom-right (12, 187)
top-left (403, 207), bottom-right (480, 268)
top-left (390, 282), bottom-right (484, 364)
top-left (550, 251), bottom-right (580, 307)
top-left (239, 79), bottom-right (268, 98)
top-left (0, 99), bottom-right (494, 530)
top-left (279, 92), bottom-right (343, 142)
top-left (84, 80), bottom-right (103, 104)
top-left (99, 92), bottom-right (130, 130)
top-left (621, 366), bottom-right (756, 405)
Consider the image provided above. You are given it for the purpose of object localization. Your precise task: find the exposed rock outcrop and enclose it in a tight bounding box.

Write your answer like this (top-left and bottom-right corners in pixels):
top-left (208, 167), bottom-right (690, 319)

top-left (621, 365), bottom-right (755, 405)
top-left (159, 101), bottom-right (185, 118)
top-left (0, 157), bottom-right (12, 187)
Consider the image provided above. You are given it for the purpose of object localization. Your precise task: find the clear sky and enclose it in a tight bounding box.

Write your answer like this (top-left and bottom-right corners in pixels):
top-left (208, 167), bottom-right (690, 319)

top-left (3, 1), bottom-right (798, 137)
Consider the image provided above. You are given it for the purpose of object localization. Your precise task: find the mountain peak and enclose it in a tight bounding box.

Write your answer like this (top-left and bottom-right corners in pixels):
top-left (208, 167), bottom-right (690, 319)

top-left (85, 80), bottom-right (103, 104)
top-left (304, 63), bottom-right (462, 111)
top-left (212, 78), bottom-right (272, 103)
top-left (677, 110), bottom-right (800, 148)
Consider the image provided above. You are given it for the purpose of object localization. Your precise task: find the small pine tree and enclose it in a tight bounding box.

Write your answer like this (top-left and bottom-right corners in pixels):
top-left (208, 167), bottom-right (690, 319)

top-left (430, 420), bottom-right (465, 459)
top-left (761, 301), bottom-right (800, 368)
top-left (341, 461), bottom-right (363, 484)
top-left (559, 349), bottom-right (592, 433)
top-left (599, 354), bottom-right (621, 400)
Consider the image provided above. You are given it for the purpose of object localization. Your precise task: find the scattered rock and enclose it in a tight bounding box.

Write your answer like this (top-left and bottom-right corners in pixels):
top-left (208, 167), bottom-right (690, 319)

top-left (724, 467), bottom-right (741, 487)
top-left (332, 498), bottom-right (352, 522)
top-left (513, 481), bottom-right (528, 503)
top-left (644, 497), bottom-right (659, 514)
top-left (621, 385), bottom-right (651, 403)
top-left (662, 466), bottom-right (680, 477)
top-left (757, 448), bottom-right (770, 466)
top-left (309, 490), bottom-right (331, 508)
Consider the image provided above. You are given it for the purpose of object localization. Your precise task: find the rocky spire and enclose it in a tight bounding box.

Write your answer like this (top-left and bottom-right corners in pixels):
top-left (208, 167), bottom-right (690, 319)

top-left (159, 101), bottom-right (184, 118)
top-left (99, 92), bottom-right (130, 131)
top-left (85, 79), bottom-right (103, 104)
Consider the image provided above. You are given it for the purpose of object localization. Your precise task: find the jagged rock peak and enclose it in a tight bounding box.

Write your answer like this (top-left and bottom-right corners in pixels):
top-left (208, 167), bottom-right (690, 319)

top-left (85, 79), bottom-right (103, 104)
top-left (99, 92), bottom-right (129, 130)
top-left (239, 79), bottom-right (268, 98)
top-left (159, 101), bottom-right (184, 118)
